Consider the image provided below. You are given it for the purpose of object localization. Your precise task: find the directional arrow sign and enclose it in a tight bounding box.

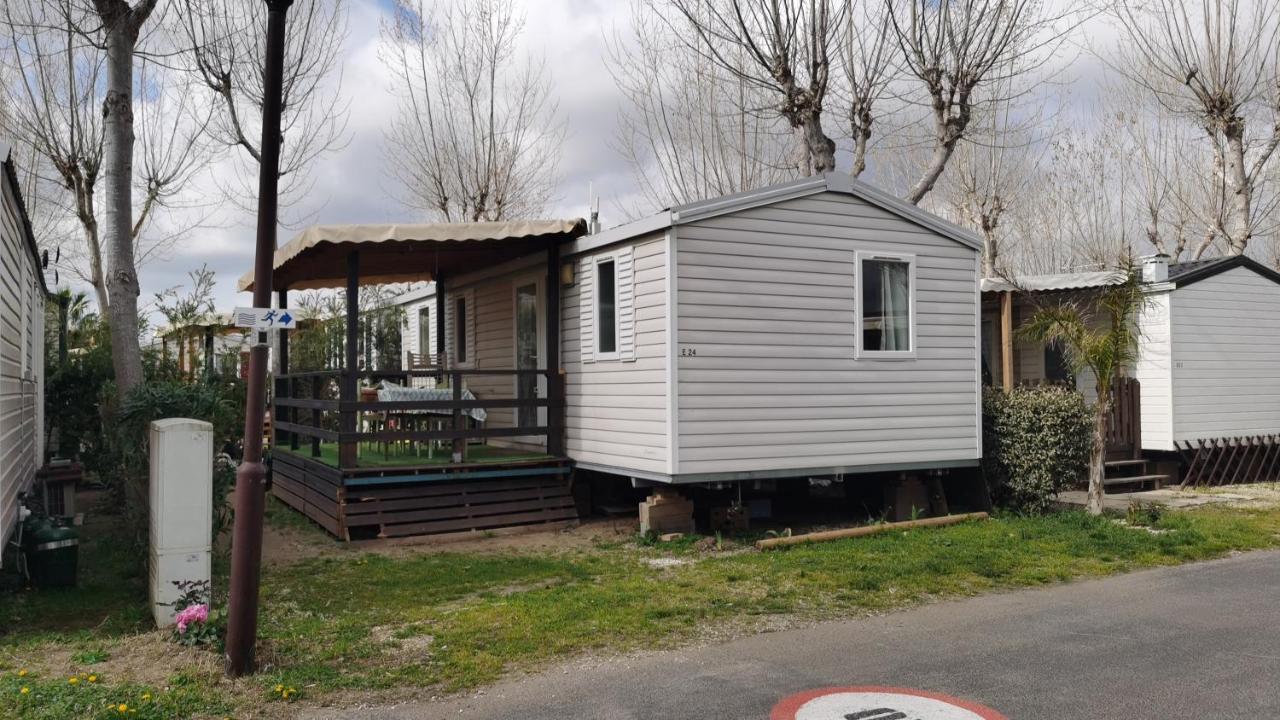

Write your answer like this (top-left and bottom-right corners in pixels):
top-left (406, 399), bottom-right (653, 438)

top-left (233, 306), bottom-right (298, 330)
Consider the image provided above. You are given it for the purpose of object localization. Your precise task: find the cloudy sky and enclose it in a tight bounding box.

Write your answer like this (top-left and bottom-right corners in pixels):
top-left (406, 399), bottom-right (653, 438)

top-left (133, 0), bottom-right (642, 317)
top-left (130, 0), bottom-right (1115, 319)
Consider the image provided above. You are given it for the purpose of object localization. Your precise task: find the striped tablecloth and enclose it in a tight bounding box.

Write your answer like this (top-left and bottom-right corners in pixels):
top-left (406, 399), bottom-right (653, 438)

top-left (376, 381), bottom-right (487, 422)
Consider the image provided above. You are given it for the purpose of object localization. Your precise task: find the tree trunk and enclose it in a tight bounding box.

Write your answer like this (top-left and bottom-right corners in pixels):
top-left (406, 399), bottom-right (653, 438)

top-left (1087, 389), bottom-right (1110, 516)
top-left (83, 223), bottom-right (110, 313)
top-left (99, 7), bottom-right (146, 400)
top-left (907, 136), bottom-right (959, 205)
top-left (982, 231), bottom-right (998, 277)
top-left (802, 112), bottom-right (836, 175)
top-left (1223, 130), bottom-right (1251, 255)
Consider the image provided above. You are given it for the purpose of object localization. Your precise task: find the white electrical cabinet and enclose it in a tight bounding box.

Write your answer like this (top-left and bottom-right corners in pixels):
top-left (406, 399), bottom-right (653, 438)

top-left (149, 418), bottom-right (213, 628)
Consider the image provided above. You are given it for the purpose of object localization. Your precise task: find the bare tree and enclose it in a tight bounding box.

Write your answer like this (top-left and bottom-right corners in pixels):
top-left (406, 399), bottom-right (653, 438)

top-left (1, 0), bottom-right (108, 309)
top-left (91, 0), bottom-right (159, 397)
top-left (945, 83), bottom-right (1047, 276)
top-left (1114, 0), bottom-right (1280, 256)
top-left (838, 0), bottom-right (897, 177)
top-left (887, 0), bottom-right (1071, 204)
top-left (380, 0), bottom-right (562, 221)
top-left (608, 0), bottom-right (800, 208)
top-left (1, 0), bottom-right (210, 316)
top-left (664, 0), bottom-right (844, 176)
top-left (1111, 92), bottom-right (1216, 261)
top-left (179, 0), bottom-right (348, 211)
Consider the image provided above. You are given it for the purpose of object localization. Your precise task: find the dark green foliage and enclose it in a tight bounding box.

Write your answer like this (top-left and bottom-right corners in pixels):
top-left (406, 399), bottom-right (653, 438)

top-left (982, 386), bottom-right (1092, 513)
top-left (43, 349), bottom-right (114, 469)
top-left (104, 378), bottom-right (246, 556)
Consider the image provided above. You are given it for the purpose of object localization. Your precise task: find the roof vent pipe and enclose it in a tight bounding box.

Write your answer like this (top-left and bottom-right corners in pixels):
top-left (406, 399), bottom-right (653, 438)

top-left (1141, 254), bottom-right (1170, 283)
top-left (588, 183), bottom-right (601, 234)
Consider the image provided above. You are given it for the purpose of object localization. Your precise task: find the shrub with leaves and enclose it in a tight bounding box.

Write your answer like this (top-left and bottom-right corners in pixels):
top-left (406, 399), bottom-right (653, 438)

top-left (982, 386), bottom-right (1092, 513)
top-left (104, 378), bottom-right (246, 556)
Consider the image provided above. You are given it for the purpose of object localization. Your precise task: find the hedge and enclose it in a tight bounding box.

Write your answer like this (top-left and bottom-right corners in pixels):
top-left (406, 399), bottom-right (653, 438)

top-left (982, 385), bottom-right (1092, 513)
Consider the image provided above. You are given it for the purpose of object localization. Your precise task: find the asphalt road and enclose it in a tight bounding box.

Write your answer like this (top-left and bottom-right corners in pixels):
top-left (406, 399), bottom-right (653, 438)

top-left (304, 549), bottom-right (1280, 719)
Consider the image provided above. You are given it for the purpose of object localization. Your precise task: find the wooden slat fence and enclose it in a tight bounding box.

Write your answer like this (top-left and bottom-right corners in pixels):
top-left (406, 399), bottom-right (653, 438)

top-left (1106, 377), bottom-right (1142, 460)
top-left (1177, 435), bottom-right (1280, 488)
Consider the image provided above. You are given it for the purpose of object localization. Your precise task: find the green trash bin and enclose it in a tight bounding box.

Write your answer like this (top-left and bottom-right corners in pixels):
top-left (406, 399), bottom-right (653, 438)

top-left (24, 516), bottom-right (79, 588)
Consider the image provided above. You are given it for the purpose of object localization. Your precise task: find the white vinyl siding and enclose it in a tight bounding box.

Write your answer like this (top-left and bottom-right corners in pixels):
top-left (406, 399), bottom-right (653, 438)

top-left (1, 167), bottom-right (43, 562)
top-left (1170, 267), bottom-right (1280, 442)
top-left (674, 192), bottom-right (980, 475)
top-left (563, 234), bottom-right (668, 473)
top-left (1134, 291), bottom-right (1174, 450)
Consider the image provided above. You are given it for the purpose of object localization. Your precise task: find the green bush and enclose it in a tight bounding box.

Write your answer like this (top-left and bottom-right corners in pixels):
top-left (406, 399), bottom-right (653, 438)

top-left (104, 378), bottom-right (247, 555)
top-left (982, 386), bottom-right (1092, 513)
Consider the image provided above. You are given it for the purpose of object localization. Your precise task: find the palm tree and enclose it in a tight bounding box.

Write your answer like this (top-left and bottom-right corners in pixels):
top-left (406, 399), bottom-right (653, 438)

top-left (1019, 261), bottom-right (1149, 515)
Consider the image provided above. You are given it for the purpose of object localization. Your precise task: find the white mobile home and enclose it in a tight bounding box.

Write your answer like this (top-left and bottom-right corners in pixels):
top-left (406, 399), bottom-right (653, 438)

top-left (1, 144), bottom-right (48, 555)
top-left (389, 174), bottom-right (985, 484)
top-left (250, 175), bottom-right (983, 538)
top-left (981, 254), bottom-right (1280, 471)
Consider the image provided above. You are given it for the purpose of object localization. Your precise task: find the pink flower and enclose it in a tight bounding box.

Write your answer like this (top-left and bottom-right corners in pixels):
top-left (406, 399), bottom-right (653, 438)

top-left (174, 603), bottom-right (209, 634)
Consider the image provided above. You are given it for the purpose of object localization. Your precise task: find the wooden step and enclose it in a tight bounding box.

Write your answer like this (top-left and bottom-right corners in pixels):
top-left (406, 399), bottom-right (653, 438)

top-left (1102, 474), bottom-right (1167, 490)
top-left (1105, 459), bottom-right (1148, 468)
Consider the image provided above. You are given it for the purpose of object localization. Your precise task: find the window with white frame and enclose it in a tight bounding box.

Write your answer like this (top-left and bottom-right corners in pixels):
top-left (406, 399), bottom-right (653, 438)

top-left (858, 252), bottom-right (915, 357)
top-left (595, 257), bottom-right (618, 358)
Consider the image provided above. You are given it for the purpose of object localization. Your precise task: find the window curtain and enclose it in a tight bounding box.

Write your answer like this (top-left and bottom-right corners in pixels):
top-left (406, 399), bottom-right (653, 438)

top-left (879, 262), bottom-right (910, 351)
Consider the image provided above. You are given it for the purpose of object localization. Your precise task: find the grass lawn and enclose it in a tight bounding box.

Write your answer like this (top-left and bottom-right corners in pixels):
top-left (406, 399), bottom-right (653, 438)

top-left (3, 499), bottom-right (1280, 718)
top-left (286, 442), bottom-right (553, 469)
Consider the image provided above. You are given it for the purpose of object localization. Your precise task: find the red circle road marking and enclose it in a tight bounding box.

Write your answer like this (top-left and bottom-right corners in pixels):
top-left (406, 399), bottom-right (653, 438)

top-left (771, 686), bottom-right (1008, 720)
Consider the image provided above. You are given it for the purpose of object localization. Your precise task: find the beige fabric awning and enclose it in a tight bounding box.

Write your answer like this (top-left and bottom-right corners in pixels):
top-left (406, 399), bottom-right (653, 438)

top-left (238, 219), bottom-right (588, 292)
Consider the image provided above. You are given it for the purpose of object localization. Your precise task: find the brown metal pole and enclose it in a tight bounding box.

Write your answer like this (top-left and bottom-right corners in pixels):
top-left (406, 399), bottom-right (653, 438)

top-left (225, 0), bottom-right (292, 678)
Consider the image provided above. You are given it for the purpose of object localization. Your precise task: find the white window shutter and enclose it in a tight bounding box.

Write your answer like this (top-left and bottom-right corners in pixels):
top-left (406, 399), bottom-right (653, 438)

top-left (618, 246), bottom-right (636, 362)
top-left (579, 257), bottom-right (594, 364)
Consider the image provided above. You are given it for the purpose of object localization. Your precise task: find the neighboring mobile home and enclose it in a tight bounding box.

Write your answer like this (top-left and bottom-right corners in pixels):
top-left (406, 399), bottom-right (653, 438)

top-left (982, 254), bottom-right (1280, 481)
top-left (0, 143), bottom-right (48, 560)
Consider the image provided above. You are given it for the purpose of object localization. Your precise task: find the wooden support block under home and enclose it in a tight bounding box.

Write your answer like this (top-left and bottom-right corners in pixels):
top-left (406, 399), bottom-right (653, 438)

top-left (639, 490), bottom-right (694, 535)
top-left (887, 474), bottom-right (931, 522)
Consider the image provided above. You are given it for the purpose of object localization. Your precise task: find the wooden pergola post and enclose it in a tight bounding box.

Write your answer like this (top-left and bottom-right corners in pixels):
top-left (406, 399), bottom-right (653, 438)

top-left (1000, 290), bottom-right (1014, 390)
top-left (545, 242), bottom-right (564, 457)
top-left (339, 250), bottom-right (360, 468)
top-left (435, 276), bottom-right (446, 369)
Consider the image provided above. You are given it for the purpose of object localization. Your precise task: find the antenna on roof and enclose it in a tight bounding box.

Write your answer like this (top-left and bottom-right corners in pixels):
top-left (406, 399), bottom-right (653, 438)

top-left (588, 182), bottom-right (601, 235)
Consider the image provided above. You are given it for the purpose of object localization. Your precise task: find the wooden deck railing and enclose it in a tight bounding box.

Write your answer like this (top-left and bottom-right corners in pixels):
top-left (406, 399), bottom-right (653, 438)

top-left (271, 367), bottom-right (566, 468)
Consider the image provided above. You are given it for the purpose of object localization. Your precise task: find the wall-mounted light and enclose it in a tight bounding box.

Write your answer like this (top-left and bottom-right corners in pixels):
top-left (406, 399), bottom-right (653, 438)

top-left (561, 262), bottom-right (575, 286)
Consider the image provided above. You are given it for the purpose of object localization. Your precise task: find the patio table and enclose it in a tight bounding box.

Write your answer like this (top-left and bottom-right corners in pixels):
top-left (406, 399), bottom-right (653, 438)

top-left (377, 381), bottom-right (487, 423)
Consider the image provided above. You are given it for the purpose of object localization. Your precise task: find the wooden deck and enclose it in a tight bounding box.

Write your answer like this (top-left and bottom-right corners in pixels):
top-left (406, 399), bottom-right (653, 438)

top-left (271, 448), bottom-right (576, 540)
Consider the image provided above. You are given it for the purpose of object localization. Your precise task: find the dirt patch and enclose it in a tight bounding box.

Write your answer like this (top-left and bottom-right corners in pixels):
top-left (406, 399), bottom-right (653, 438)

top-left (255, 512), bottom-right (641, 566)
top-left (5, 631), bottom-right (220, 686)
top-left (369, 624), bottom-right (435, 665)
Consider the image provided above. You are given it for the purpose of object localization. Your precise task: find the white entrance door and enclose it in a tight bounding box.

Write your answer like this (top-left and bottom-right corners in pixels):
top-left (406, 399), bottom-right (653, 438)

top-left (513, 276), bottom-right (546, 434)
